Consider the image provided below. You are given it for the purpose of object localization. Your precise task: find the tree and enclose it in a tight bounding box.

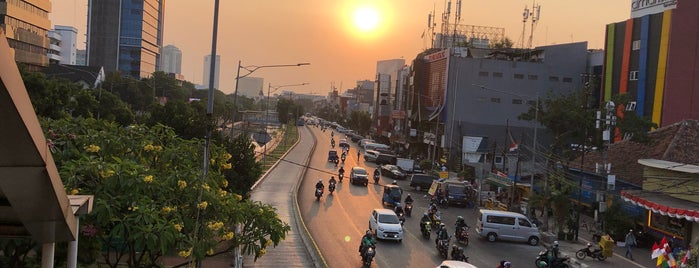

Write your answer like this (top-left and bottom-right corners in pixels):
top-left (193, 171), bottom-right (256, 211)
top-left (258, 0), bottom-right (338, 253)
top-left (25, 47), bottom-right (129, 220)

top-left (489, 37), bottom-right (514, 49)
top-left (347, 111), bottom-right (372, 135)
top-left (222, 134), bottom-right (263, 198)
top-left (41, 118), bottom-right (289, 267)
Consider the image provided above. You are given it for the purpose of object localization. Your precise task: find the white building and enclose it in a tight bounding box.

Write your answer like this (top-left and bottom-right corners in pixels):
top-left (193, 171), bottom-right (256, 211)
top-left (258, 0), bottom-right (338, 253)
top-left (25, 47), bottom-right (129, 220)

top-left (53, 25), bottom-right (78, 65)
top-left (161, 45), bottom-right (182, 74)
top-left (203, 54), bottom-right (220, 90)
top-left (76, 49), bottom-right (86, 66)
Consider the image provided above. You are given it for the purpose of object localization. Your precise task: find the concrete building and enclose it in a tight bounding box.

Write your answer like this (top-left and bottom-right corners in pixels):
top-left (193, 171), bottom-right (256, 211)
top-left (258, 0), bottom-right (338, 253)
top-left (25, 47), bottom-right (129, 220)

top-left (374, 59), bottom-right (405, 137)
top-left (47, 29), bottom-right (62, 64)
top-left (87, 0), bottom-right (164, 79)
top-left (0, 0), bottom-right (52, 70)
top-left (161, 44), bottom-right (182, 74)
top-left (203, 54), bottom-right (220, 90)
top-left (603, 0), bottom-right (699, 128)
top-left (53, 25), bottom-right (78, 65)
top-left (76, 49), bottom-right (86, 66)
top-left (238, 77), bottom-right (264, 98)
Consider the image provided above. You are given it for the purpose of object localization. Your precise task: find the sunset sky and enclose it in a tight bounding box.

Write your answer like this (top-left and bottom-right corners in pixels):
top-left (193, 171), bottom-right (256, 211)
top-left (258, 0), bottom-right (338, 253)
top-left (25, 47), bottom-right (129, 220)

top-left (51, 0), bottom-right (630, 95)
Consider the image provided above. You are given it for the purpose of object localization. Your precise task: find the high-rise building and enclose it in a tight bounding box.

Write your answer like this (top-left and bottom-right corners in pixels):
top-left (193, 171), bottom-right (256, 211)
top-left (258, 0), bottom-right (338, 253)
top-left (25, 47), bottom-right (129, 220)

top-left (47, 30), bottom-right (62, 64)
top-left (0, 0), bottom-right (52, 70)
top-left (87, 0), bottom-right (164, 79)
top-left (76, 49), bottom-right (86, 66)
top-left (203, 54), bottom-right (220, 90)
top-left (161, 45), bottom-right (182, 74)
top-left (50, 25), bottom-right (78, 65)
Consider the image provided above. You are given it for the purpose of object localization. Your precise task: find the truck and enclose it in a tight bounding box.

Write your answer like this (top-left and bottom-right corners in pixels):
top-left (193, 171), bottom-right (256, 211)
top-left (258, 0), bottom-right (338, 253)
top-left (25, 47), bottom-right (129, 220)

top-left (396, 158), bottom-right (415, 173)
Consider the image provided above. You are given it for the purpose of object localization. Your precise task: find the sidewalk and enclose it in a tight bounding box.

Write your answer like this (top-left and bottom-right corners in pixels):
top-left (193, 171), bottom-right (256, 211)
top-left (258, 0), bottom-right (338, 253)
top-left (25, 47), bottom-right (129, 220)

top-left (541, 213), bottom-right (656, 268)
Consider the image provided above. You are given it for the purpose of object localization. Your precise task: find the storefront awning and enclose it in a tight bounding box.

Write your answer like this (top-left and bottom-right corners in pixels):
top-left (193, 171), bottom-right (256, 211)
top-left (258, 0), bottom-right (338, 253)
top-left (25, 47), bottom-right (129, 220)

top-left (621, 190), bottom-right (699, 222)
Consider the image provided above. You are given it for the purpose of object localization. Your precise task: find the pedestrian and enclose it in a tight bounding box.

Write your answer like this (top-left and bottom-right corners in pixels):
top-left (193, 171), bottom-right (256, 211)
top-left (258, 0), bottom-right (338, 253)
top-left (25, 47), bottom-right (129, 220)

top-left (625, 229), bottom-right (637, 260)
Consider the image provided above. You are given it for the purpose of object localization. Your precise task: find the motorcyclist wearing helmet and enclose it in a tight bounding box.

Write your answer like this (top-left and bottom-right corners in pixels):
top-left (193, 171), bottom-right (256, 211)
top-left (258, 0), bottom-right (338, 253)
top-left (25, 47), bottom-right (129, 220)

top-left (550, 240), bottom-right (564, 264)
top-left (373, 169), bottom-right (380, 178)
top-left (404, 194), bottom-right (414, 204)
top-left (497, 260), bottom-right (512, 268)
top-left (315, 179), bottom-right (324, 191)
top-left (420, 212), bottom-right (431, 232)
top-left (455, 216), bottom-right (469, 237)
top-left (394, 205), bottom-right (404, 216)
top-left (450, 244), bottom-right (466, 261)
top-left (435, 222), bottom-right (449, 246)
top-left (358, 230), bottom-right (376, 258)
top-left (328, 176), bottom-right (337, 186)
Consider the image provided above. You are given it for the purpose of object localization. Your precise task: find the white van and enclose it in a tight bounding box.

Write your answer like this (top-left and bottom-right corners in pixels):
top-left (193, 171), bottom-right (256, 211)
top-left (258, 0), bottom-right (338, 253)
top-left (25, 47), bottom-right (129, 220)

top-left (475, 209), bottom-right (540, 246)
top-left (364, 142), bottom-right (390, 152)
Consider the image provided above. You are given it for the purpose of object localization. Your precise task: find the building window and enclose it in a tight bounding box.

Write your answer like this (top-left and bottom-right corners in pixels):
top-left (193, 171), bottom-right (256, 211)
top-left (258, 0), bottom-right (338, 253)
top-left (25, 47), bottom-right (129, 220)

top-left (512, 99), bottom-right (523, 104)
top-left (527, 100), bottom-right (537, 106)
top-left (629, 71), bottom-right (639, 81)
top-left (493, 72), bottom-right (503, 78)
top-left (562, 77), bottom-right (573, 83)
top-left (490, 98), bottom-right (501, 103)
top-left (549, 76), bottom-right (559, 82)
top-left (632, 40), bottom-right (641, 50)
top-left (514, 74), bottom-right (524, 79)
top-left (528, 75), bottom-right (538, 80)
top-left (478, 71), bottom-right (489, 77)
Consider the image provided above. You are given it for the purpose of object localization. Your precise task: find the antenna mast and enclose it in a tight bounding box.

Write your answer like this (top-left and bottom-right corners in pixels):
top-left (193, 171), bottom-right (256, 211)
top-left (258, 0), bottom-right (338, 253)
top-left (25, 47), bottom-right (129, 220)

top-left (452, 0), bottom-right (462, 47)
top-left (527, 1), bottom-right (541, 48)
top-left (520, 5), bottom-right (529, 49)
top-left (441, 0), bottom-right (451, 48)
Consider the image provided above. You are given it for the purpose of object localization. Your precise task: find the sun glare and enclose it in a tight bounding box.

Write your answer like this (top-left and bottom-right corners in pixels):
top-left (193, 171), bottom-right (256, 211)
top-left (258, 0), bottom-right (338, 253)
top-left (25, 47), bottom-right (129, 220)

top-left (353, 6), bottom-right (380, 32)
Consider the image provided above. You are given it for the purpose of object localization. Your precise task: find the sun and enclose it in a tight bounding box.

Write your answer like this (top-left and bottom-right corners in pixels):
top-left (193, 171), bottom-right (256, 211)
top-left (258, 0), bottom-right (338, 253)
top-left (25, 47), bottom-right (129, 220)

top-left (353, 6), bottom-right (380, 32)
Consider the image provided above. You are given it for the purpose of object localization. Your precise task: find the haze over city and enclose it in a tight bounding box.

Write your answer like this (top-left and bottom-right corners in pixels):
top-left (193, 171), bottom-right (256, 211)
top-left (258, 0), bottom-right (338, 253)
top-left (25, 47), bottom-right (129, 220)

top-left (51, 0), bottom-right (629, 94)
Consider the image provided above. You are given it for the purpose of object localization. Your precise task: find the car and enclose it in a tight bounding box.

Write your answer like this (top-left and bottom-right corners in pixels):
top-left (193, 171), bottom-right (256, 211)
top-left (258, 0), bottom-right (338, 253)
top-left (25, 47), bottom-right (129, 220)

top-left (349, 133), bottom-right (363, 143)
top-left (381, 185), bottom-right (403, 207)
top-left (444, 181), bottom-right (474, 206)
top-left (359, 139), bottom-right (375, 148)
top-left (364, 150), bottom-right (380, 162)
top-left (350, 166), bottom-right (369, 186)
top-left (380, 164), bottom-right (407, 180)
top-left (375, 154), bottom-right (397, 165)
top-left (338, 139), bottom-right (350, 149)
top-left (475, 209), bottom-right (541, 246)
top-left (328, 150), bottom-right (338, 162)
top-left (409, 174), bottom-right (439, 191)
top-left (368, 208), bottom-right (403, 242)
top-left (374, 147), bottom-right (394, 155)
top-left (436, 260), bottom-right (478, 268)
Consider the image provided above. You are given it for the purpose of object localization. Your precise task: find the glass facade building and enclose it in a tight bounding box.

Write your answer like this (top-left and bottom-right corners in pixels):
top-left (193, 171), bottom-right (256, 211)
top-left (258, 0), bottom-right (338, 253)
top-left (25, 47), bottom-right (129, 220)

top-left (87, 0), bottom-right (163, 79)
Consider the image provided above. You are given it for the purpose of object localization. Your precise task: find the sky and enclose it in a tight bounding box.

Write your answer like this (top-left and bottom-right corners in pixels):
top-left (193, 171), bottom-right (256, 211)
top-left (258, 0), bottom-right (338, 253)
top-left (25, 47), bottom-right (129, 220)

top-left (50, 0), bottom-right (630, 95)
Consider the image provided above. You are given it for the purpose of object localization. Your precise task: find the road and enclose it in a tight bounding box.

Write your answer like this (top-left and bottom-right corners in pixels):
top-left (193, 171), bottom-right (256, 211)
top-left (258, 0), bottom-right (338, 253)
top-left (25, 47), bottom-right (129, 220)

top-left (298, 126), bottom-right (544, 267)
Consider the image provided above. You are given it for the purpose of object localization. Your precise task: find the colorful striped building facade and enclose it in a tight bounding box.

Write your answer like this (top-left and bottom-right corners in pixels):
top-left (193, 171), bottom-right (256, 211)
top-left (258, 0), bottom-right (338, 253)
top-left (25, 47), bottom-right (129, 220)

top-left (603, 1), bottom-right (699, 127)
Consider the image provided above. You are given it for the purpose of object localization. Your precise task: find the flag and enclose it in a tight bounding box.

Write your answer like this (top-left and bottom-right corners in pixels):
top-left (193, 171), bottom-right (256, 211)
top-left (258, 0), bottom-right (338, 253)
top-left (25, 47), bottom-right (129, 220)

top-left (667, 253), bottom-right (677, 268)
top-left (657, 253), bottom-right (666, 268)
top-left (508, 141), bottom-right (519, 152)
top-left (652, 242), bottom-right (663, 259)
top-left (680, 247), bottom-right (691, 265)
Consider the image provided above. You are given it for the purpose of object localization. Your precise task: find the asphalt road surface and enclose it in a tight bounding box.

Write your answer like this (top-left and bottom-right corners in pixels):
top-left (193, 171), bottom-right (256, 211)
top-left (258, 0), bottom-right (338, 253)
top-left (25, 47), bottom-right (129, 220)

top-left (298, 127), bottom-right (543, 267)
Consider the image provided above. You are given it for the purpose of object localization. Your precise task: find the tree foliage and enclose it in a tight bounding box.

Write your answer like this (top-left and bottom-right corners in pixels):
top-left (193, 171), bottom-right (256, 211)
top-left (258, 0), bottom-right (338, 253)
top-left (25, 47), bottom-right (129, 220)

top-left (222, 134), bottom-right (263, 198)
top-left (275, 98), bottom-right (303, 124)
top-left (347, 111), bottom-right (372, 135)
top-left (43, 118), bottom-right (289, 267)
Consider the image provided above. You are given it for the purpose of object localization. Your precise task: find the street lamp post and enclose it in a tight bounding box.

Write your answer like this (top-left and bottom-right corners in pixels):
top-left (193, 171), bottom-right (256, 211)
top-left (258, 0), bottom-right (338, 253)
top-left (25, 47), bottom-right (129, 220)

top-left (263, 82), bottom-right (309, 167)
top-left (230, 62), bottom-right (310, 138)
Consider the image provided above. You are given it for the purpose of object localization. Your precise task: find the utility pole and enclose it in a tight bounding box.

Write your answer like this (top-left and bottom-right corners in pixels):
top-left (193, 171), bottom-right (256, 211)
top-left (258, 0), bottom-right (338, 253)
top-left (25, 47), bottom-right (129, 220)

top-left (596, 100), bottom-right (617, 233)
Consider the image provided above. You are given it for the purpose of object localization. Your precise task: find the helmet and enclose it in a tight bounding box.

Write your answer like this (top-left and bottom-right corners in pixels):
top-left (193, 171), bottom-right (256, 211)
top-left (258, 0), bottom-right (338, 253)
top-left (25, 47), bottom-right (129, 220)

top-left (392, 180), bottom-right (397, 184)
top-left (503, 261), bottom-right (511, 268)
top-left (456, 216), bottom-right (463, 221)
top-left (366, 230), bottom-right (372, 235)
top-left (423, 212), bottom-right (429, 217)
top-left (331, 176), bottom-right (334, 179)
top-left (452, 244), bottom-right (457, 249)
top-left (440, 223), bottom-right (446, 227)
top-left (318, 179), bottom-right (322, 183)
top-left (553, 241), bottom-right (559, 246)
top-left (586, 242), bottom-right (592, 247)
top-left (407, 193), bottom-right (411, 197)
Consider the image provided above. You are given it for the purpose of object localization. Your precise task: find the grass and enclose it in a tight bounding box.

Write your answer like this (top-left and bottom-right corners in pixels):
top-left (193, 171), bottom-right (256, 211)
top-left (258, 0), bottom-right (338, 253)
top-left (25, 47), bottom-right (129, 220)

top-left (261, 124), bottom-right (299, 173)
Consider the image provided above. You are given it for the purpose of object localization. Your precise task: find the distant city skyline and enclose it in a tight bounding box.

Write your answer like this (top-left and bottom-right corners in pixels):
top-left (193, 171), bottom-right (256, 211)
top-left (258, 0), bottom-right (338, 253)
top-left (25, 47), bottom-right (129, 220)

top-left (203, 54), bottom-right (220, 90)
top-left (51, 0), bottom-right (630, 94)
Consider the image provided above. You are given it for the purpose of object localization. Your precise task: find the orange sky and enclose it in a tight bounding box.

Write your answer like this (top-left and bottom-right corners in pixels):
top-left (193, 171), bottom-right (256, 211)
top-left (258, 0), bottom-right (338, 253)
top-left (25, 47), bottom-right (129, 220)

top-left (50, 0), bottom-right (630, 95)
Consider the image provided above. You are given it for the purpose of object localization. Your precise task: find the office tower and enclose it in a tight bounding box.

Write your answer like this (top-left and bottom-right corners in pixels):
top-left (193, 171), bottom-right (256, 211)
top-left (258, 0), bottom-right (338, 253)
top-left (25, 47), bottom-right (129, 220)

top-left (0, 0), bottom-right (52, 70)
top-left (161, 44), bottom-right (182, 74)
top-left (52, 25), bottom-right (78, 65)
top-left (87, 0), bottom-right (164, 79)
top-left (203, 54), bottom-right (220, 90)
top-left (76, 49), bottom-right (86, 66)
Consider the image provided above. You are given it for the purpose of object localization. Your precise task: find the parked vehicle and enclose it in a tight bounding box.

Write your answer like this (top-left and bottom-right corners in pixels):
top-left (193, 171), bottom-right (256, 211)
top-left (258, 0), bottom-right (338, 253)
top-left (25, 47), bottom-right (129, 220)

top-left (359, 139), bottom-right (375, 148)
top-left (396, 158), bottom-right (415, 173)
top-left (339, 139), bottom-right (350, 149)
top-left (409, 174), bottom-right (440, 191)
top-left (364, 142), bottom-right (390, 152)
top-left (368, 208), bottom-right (403, 242)
top-left (350, 166), bottom-right (369, 186)
top-left (576, 242), bottom-right (607, 261)
top-left (475, 209), bottom-right (540, 246)
top-left (375, 154), bottom-right (397, 165)
top-left (380, 164), bottom-right (407, 180)
top-left (382, 185), bottom-right (402, 207)
top-left (364, 150), bottom-right (380, 162)
top-left (536, 249), bottom-right (570, 268)
top-left (444, 181), bottom-right (473, 206)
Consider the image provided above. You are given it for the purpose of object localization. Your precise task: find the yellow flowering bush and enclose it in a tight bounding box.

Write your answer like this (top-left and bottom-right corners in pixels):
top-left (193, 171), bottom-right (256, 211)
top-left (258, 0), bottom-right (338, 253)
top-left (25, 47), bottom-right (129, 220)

top-left (206, 221), bottom-right (223, 231)
top-left (197, 201), bottom-right (208, 210)
top-left (161, 206), bottom-right (173, 213)
top-left (85, 144), bottom-right (100, 153)
top-left (178, 248), bottom-right (192, 258)
top-left (221, 232), bottom-right (234, 240)
top-left (173, 223), bottom-right (183, 232)
top-left (221, 163), bottom-right (232, 170)
top-left (99, 169), bottom-right (115, 179)
top-left (143, 144), bottom-right (155, 151)
top-left (143, 175), bottom-right (153, 183)
top-left (178, 180), bottom-right (187, 189)
top-left (202, 183), bottom-right (210, 191)
top-left (69, 188), bottom-right (79, 195)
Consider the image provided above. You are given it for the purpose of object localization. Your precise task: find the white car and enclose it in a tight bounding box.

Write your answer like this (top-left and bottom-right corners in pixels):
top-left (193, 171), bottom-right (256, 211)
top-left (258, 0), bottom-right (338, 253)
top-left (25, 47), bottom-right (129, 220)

top-left (436, 260), bottom-right (478, 268)
top-left (359, 139), bottom-right (375, 148)
top-left (363, 150), bottom-right (380, 162)
top-left (368, 208), bottom-right (403, 242)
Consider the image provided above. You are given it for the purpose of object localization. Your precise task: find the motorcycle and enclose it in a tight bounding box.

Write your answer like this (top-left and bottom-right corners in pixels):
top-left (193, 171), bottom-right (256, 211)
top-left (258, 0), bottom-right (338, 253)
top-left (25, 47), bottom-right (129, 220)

top-left (373, 171), bottom-right (380, 184)
top-left (361, 244), bottom-right (376, 268)
top-left (436, 237), bottom-right (450, 259)
top-left (396, 209), bottom-right (405, 226)
top-left (430, 212), bottom-right (442, 230)
top-left (315, 188), bottom-right (323, 201)
top-left (576, 243), bottom-right (606, 261)
top-left (450, 247), bottom-right (468, 262)
top-left (404, 202), bottom-right (413, 217)
top-left (438, 196), bottom-right (449, 209)
top-left (341, 154), bottom-right (346, 163)
top-left (328, 182), bottom-right (336, 195)
top-left (338, 172), bottom-right (344, 182)
top-left (535, 249), bottom-right (570, 268)
top-left (421, 221), bottom-right (431, 239)
top-left (455, 226), bottom-right (469, 246)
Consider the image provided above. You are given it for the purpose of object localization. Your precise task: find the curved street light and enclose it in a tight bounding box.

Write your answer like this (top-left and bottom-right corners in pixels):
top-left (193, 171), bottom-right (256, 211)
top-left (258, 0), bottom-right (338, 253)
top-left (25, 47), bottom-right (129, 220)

top-left (230, 61), bottom-right (310, 130)
top-left (262, 82), bottom-right (309, 166)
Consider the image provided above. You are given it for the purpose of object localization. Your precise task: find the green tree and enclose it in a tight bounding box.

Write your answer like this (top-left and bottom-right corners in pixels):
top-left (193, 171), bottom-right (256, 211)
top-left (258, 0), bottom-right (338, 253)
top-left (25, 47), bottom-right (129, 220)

top-left (42, 118), bottom-right (289, 267)
top-left (490, 37), bottom-right (514, 49)
top-left (347, 111), bottom-right (372, 135)
top-left (276, 98), bottom-right (295, 124)
top-left (222, 134), bottom-right (263, 198)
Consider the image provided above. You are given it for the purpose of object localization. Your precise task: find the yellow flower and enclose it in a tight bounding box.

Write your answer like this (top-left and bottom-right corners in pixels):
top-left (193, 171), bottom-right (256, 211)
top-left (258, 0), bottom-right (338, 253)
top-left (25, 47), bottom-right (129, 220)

top-left (202, 183), bottom-right (210, 191)
top-left (222, 163), bottom-right (232, 170)
top-left (259, 248), bottom-right (266, 256)
top-left (210, 159), bottom-right (216, 165)
top-left (99, 169), bottom-right (115, 179)
top-left (154, 145), bottom-right (163, 152)
top-left (178, 180), bottom-right (187, 189)
top-left (266, 240), bottom-right (272, 246)
top-left (178, 248), bottom-right (192, 258)
top-left (218, 189), bottom-right (227, 197)
top-left (221, 179), bottom-right (228, 187)
top-left (233, 194), bottom-right (242, 201)
top-left (143, 175), bottom-right (154, 183)
top-left (222, 232), bottom-right (234, 240)
top-left (207, 248), bottom-right (214, 256)
top-left (173, 223), bottom-right (183, 232)
top-left (69, 188), bottom-right (79, 195)
top-left (85, 144), bottom-right (100, 153)
top-left (223, 153), bottom-right (232, 160)
top-left (207, 221), bottom-right (223, 231)
top-left (197, 201), bottom-right (208, 210)
top-left (162, 206), bottom-right (173, 213)
top-left (144, 144), bottom-right (154, 151)
top-left (128, 206), bottom-right (138, 211)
